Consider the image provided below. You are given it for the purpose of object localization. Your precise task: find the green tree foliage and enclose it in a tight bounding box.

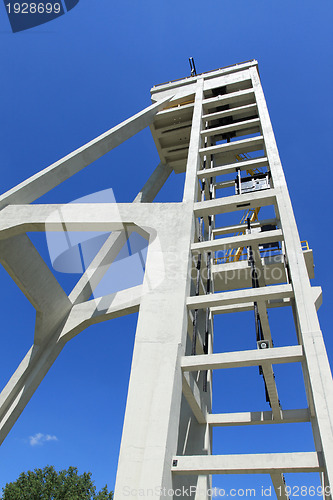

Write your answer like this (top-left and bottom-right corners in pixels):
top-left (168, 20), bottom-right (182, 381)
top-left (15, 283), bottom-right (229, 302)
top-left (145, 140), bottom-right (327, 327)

top-left (1, 465), bottom-right (113, 500)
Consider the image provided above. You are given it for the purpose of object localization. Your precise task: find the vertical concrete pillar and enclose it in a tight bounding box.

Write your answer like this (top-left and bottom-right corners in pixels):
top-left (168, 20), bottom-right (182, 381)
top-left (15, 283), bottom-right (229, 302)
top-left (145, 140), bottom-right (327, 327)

top-left (250, 66), bottom-right (333, 487)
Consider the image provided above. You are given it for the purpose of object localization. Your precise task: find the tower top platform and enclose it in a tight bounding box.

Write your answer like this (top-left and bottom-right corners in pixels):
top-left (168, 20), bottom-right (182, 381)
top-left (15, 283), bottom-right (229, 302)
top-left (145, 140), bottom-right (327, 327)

top-left (151, 59), bottom-right (258, 100)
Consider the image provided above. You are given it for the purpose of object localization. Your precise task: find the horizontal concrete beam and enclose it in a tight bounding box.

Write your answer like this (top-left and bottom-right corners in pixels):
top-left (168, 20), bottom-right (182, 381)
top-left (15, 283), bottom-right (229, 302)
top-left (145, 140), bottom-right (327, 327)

top-left (0, 202), bottom-right (169, 238)
top-left (171, 452), bottom-right (323, 475)
top-left (197, 157), bottom-right (268, 180)
top-left (181, 346), bottom-right (304, 372)
top-left (194, 189), bottom-right (276, 217)
top-left (207, 408), bottom-right (310, 426)
top-left (211, 297), bottom-right (292, 315)
top-left (212, 218), bottom-right (277, 237)
top-left (199, 136), bottom-right (264, 157)
top-left (187, 284), bottom-right (294, 310)
top-left (201, 118), bottom-right (260, 138)
top-left (192, 229), bottom-right (283, 253)
top-left (202, 88), bottom-right (255, 111)
top-left (202, 103), bottom-right (258, 122)
top-left (0, 204), bottom-right (129, 238)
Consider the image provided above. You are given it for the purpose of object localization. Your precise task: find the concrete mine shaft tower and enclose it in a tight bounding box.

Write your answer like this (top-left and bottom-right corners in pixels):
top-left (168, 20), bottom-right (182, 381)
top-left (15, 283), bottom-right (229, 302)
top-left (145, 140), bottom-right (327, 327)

top-left (0, 60), bottom-right (332, 499)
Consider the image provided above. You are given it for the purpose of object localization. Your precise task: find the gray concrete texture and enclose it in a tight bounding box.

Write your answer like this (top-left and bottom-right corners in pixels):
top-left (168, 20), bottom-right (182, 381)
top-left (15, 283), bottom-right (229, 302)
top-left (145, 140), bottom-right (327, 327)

top-left (0, 60), bottom-right (332, 499)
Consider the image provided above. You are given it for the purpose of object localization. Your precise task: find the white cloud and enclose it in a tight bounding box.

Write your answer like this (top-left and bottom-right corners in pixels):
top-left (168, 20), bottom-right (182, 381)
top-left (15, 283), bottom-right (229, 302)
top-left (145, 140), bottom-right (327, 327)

top-left (29, 433), bottom-right (58, 446)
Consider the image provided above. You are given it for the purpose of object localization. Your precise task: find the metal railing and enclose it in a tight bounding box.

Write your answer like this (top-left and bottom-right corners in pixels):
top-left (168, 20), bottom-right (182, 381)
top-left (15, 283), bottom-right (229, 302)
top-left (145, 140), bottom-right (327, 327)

top-left (301, 240), bottom-right (310, 251)
top-left (214, 240), bottom-right (310, 265)
top-left (215, 206), bottom-right (260, 265)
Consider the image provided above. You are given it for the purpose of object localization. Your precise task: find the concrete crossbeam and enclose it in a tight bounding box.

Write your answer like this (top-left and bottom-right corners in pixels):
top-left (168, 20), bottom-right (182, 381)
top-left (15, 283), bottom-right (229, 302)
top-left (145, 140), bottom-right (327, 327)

top-left (171, 452), bottom-right (323, 474)
top-left (187, 284), bottom-right (294, 310)
top-left (210, 302), bottom-right (268, 315)
top-left (194, 189), bottom-right (276, 217)
top-left (0, 203), bottom-right (129, 237)
top-left (0, 202), bottom-right (177, 239)
top-left (202, 88), bottom-right (255, 111)
top-left (212, 260), bottom-right (286, 293)
top-left (207, 408), bottom-right (310, 426)
top-left (192, 229), bottom-right (283, 253)
top-left (197, 157), bottom-right (268, 179)
top-left (210, 289), bottom-right (320, 315)
top-left (201, 118), bottom-right (260, 138)
top-left (202, 103), bottom-right (258, 122)
top-left (212, 218), bottom-right (277, 237)
top-left (199, 136), bottom-right (264, 157)
top-left (181, 346), bottom-right (304, 372)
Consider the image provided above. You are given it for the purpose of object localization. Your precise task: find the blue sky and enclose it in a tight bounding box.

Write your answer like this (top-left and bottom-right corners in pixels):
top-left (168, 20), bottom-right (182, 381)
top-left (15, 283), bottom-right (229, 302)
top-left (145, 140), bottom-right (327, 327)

top-left (0, 0), bottom-right (332, 496)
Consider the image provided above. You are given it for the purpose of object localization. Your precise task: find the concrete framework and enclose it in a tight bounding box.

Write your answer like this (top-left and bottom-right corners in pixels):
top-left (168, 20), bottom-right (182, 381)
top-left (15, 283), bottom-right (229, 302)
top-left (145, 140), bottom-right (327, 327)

top-left (0, 60), bottom-right (332, 499)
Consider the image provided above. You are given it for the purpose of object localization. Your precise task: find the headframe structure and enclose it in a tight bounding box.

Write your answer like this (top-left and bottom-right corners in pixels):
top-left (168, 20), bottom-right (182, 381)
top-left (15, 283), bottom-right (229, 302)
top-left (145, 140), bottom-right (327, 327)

top-left (0, 60), bottom-right (332, 499)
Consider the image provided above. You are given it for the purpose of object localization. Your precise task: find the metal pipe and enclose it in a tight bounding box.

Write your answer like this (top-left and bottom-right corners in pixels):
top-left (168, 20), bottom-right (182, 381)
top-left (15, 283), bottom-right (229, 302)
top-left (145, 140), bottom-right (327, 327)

top-left (189, 57), bottom-right (197, 77)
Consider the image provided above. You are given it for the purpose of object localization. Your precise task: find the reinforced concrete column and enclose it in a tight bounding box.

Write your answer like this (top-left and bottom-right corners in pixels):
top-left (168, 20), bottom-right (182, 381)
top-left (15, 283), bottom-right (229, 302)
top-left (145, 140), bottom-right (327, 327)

top-left (183, 77), bottom-right (204, 203)
top-left (113, 207), bottom-right (194, 498)
top-left (250, 65), bottom-right (333, 489)
top-left (179, 77), bottom-right (212, 499)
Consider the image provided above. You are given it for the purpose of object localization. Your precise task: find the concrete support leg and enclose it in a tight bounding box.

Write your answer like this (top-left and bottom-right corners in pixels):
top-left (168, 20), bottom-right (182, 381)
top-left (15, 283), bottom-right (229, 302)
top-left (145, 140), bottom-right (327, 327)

top-left (114, 208), bottom-right (194, 497)
top-left (0, 333), bottom-right (65, 445)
